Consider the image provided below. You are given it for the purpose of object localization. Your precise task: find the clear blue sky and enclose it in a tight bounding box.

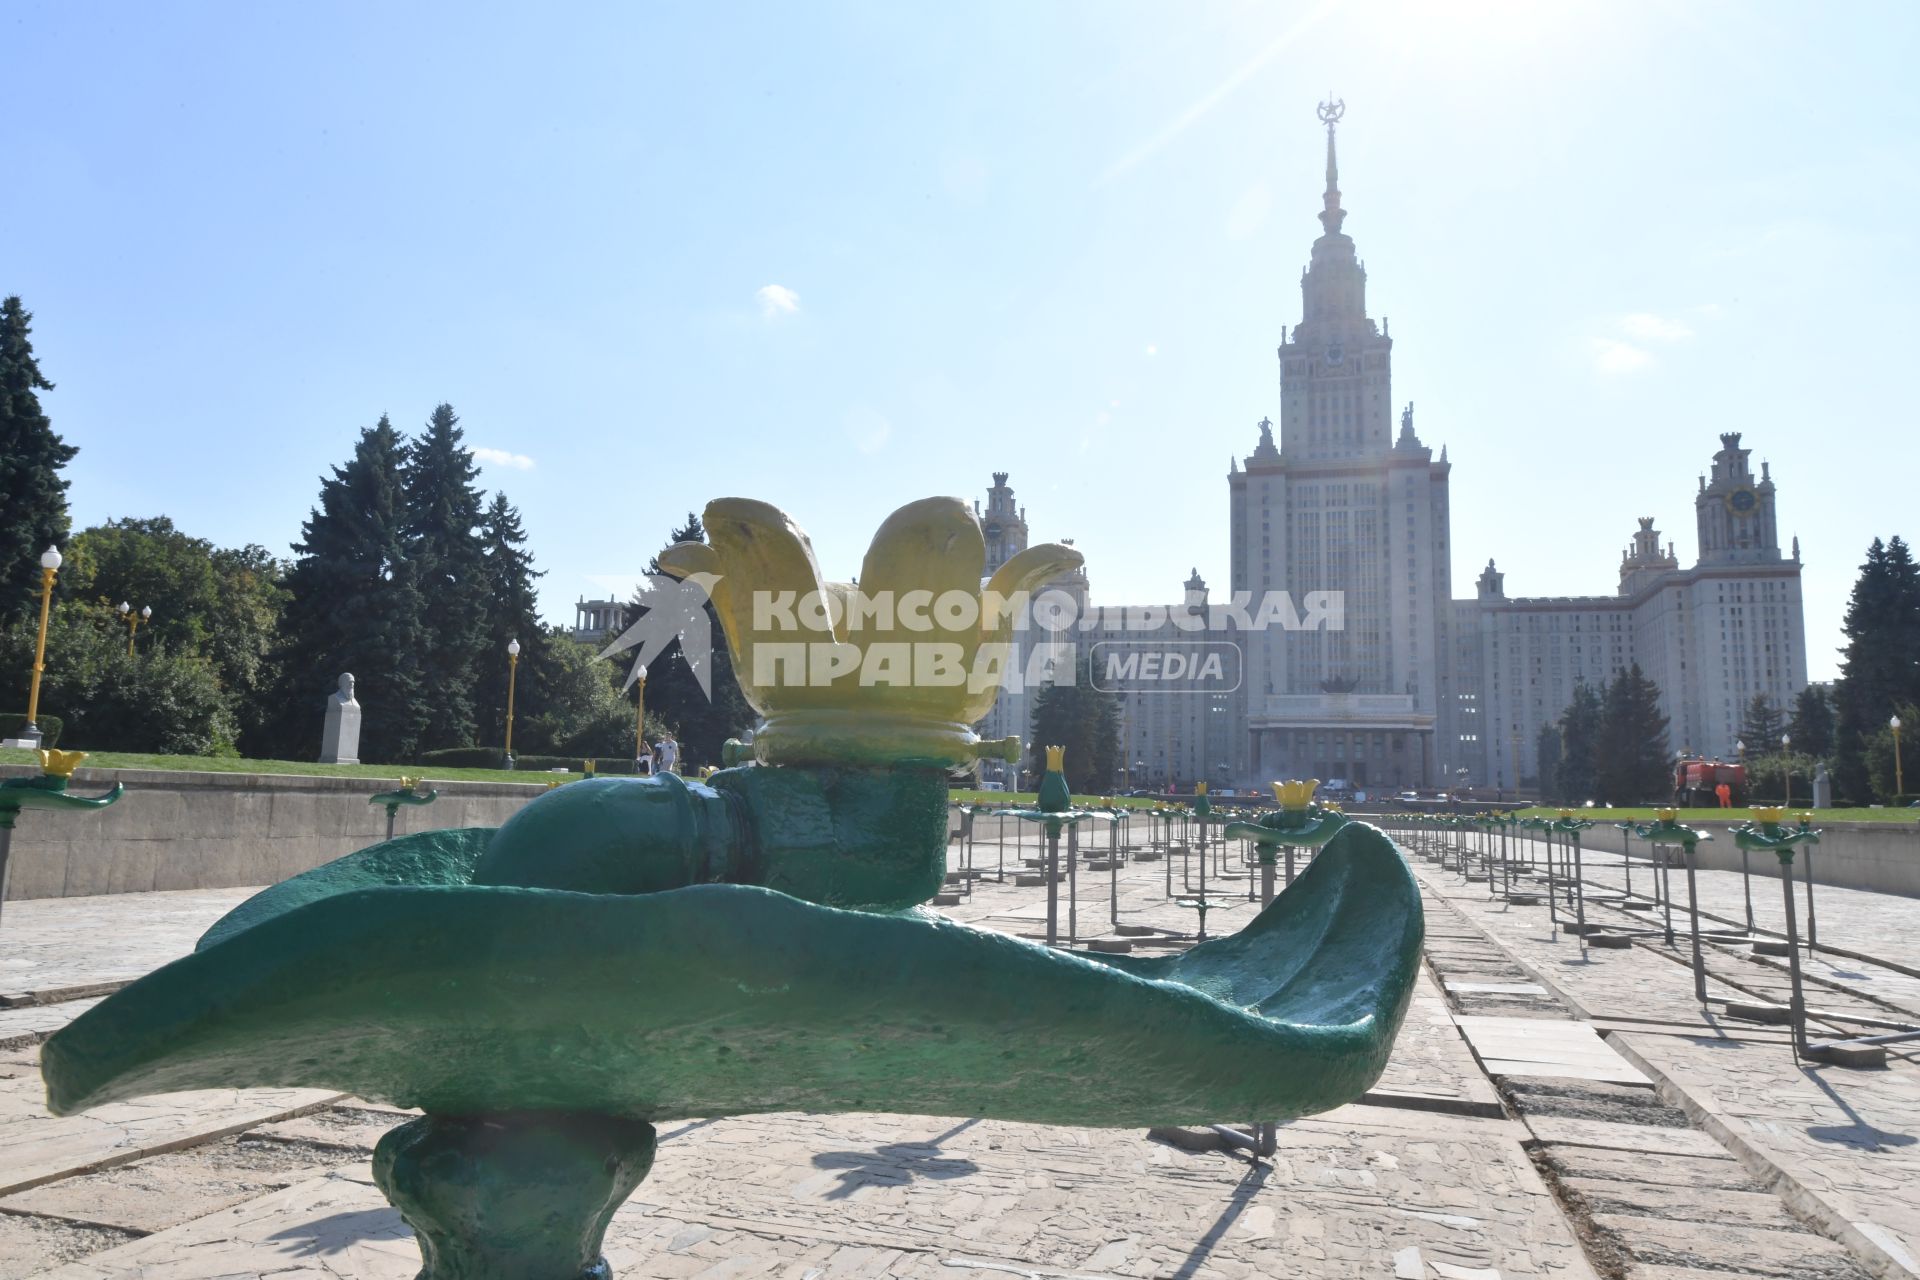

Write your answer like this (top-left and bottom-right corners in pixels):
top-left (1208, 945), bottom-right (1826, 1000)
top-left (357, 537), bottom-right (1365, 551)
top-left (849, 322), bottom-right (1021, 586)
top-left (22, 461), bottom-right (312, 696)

top-left (6, 1), bottom-right (1914, 681)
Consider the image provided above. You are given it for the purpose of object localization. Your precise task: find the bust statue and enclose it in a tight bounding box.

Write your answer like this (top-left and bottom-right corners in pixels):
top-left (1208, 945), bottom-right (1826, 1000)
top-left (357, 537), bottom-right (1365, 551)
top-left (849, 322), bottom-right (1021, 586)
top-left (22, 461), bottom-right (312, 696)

top-left (321, 672), bottom-right (363, 765)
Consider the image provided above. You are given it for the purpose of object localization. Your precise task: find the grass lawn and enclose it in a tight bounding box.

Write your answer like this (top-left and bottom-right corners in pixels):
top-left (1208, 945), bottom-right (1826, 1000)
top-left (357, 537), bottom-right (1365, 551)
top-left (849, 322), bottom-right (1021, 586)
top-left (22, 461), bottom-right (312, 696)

top-left (0, 747), bottom-right (560, 786)
top-left (1508, 804), bottom-right (1917, 825)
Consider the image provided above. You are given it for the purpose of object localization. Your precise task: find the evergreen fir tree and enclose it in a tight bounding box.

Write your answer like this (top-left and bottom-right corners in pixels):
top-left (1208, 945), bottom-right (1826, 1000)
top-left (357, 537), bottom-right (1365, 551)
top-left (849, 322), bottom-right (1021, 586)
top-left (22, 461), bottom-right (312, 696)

top-left (402, 404), bottom-right (490, 750)
top-left (473, 491), bottom-right (543, 749)
top-left (1553, 681), bottom-right (1604, 804)
top-left (1533, 723), bottom-right (1562, 800)
top-left (1594, 664), bottom-right (1671, 805)
top-left (1788, 685), bottom-right (1835, 763)
top-left (1026, 653), bottom-right (1118, 794)
top-left (0, 298), bottom-right (79, 628)
top-left (1833, 537), bottom-right (1920, 801)
top-left (1738, 694), bottom-right (1785, 753)
top-left (266, 417), bottom-right (429, 762)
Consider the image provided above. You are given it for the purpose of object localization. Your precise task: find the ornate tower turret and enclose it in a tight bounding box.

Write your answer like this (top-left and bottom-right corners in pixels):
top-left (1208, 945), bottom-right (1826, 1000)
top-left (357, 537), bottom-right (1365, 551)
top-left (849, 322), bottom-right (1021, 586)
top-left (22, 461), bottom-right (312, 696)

top-left (1619, 516), bottom-right (1680, 594)
top-left (1694, 433), bottom-right (1782, 565)
top-left (977, 471), bottom-right (1030, 574)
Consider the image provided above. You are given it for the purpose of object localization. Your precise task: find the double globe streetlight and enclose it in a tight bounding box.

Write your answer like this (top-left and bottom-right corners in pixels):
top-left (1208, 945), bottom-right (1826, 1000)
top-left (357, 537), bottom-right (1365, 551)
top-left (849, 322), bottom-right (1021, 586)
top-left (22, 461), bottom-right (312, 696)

top-left (117, 602), bottom-right (153, 657)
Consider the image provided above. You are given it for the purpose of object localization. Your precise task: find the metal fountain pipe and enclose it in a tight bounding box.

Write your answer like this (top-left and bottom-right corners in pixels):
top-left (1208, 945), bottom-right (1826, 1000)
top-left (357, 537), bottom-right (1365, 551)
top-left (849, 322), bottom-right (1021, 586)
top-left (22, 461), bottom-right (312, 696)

top-left (1734, 809), bottom-right (1821, 1057)
top-left (1632, 812), bottom-right (1709, 1001)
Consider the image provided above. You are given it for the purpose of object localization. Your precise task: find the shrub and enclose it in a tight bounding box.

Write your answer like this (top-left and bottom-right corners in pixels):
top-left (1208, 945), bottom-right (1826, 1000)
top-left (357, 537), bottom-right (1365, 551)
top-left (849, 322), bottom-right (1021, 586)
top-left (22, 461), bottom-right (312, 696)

top-left (0, 712), bottom-right (63, 746)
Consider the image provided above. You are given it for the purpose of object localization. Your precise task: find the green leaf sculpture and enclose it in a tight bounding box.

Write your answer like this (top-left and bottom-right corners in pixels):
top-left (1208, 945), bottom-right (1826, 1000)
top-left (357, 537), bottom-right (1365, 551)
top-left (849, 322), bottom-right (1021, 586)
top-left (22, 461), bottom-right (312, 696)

top-left (42, 496), bottom-right (1424, 1280)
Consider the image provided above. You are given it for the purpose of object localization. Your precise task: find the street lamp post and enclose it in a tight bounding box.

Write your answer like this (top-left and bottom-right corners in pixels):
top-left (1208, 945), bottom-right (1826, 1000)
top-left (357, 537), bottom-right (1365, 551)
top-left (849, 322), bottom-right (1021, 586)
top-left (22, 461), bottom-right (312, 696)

top-left (118, 602), bottom-right (152, 657)
top-left (1781, 733), bottom-right (1792, 807)
top-left (503, 639), bottom-right (521, 770)
top-left (22, 547), bottom-right (61, 747)
top-left (1735, 739), bottom-right (1746, 805)
top-left (632, 664), bottom-right (649, 772)
top-left (1894, 715), bottom-right (1905, 800)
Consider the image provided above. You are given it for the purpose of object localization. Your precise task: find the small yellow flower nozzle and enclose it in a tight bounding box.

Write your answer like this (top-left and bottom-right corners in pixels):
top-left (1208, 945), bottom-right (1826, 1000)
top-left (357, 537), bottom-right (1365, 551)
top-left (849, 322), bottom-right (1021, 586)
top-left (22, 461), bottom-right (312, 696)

top-left (1195, 781), bottom-right (1208, 795)
top-left (38, 749), bottom-right (86, 778)
top-left (1272, 778), bottom-right (1320, 811)
top-left (1654, 808), bottom-right (1679, 823)
top-left (1044, 745), bottom-right (1065, 772)
top-left (399, 776), bottom-right (418, 792)
top-left (1557, 809), bottom-right (1575, 820)
top-left (1750, 805), bottom-right (1785, 825)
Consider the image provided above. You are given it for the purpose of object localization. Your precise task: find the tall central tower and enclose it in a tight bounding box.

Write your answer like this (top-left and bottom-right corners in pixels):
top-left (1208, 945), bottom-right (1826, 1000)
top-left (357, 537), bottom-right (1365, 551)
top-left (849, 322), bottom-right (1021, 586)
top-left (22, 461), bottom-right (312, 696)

top-left (1276, 100), bottom-right (1395, 462)
top-left (1229, 101), bottom-right (1455, 791)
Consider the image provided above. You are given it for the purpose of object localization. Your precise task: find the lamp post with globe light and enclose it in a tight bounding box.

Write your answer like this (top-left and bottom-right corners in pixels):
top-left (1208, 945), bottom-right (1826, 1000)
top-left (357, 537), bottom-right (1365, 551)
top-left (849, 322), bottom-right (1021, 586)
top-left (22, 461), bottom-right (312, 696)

top-left (1893, 715), bottom-right (1905, 801)
top-left (503, 639), bottom-right (521, 770)
top-left (21, 547), bottom-right (62, 747)
top-left (1782, 733), bottom-right (1793, 807)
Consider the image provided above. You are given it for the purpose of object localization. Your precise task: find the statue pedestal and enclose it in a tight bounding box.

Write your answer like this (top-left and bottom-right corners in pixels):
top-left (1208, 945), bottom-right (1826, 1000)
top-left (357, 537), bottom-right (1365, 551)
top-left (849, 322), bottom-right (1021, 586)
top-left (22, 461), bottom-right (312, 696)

top-left (321, 674), bottom-right (361, 765)
top-left (373, 1111), bottom-right (656, 1280)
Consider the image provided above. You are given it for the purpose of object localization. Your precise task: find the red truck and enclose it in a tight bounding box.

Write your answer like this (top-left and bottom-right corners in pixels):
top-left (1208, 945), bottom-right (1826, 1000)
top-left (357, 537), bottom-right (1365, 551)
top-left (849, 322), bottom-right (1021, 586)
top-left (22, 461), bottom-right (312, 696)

top-left (1673, 757), bottom-right (1745, 807)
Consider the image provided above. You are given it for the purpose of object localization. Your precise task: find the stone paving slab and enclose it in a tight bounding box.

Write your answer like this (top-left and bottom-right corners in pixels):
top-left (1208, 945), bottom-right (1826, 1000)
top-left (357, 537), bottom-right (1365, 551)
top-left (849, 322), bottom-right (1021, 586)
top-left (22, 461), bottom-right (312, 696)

top-left (0, 1045), bottom-right (340, 1198)
top-left (1454, 1017), bottom-right (1652, 1086)
top-left (39, 1106), bottom-right (1602, 1280)
top-left (0, 1000), bottom-right (99, 1052)
top-left (0, 888), bottom-right (254, 1005)
top-left (1520, 1117), bottom-right (1730, 1160)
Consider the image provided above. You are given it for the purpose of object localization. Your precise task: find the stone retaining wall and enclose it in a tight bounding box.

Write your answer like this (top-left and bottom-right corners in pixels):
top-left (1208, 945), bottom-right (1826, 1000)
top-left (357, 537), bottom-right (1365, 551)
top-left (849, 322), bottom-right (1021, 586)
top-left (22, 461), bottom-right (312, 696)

top-left (1557, 819), bottom-right (1920, 898)
top-left (0, 766), bottom-right (550, 900)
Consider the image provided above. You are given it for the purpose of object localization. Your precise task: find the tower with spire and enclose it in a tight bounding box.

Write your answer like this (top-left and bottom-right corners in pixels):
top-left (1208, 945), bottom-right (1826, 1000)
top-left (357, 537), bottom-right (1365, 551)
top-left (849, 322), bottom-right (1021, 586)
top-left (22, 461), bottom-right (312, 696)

top-left (1272, 98), bottom-right (1396, 462)
top-left (1228, 100), bottom-right (1457, 793)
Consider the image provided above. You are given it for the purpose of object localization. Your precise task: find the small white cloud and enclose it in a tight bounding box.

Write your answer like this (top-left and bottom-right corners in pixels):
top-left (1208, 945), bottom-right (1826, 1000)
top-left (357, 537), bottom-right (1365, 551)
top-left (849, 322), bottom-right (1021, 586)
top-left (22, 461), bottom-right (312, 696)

top-left (474, 446), bottom-right (535, 470)
top-left (756, 284), bottom-right (800, 319)
top-left (1620, 312), bottom-right (1694, 341)
top-left (1591, 339), bottom-right (1653, 375)
top-left (1145, 343), bottom-right (1158, 357)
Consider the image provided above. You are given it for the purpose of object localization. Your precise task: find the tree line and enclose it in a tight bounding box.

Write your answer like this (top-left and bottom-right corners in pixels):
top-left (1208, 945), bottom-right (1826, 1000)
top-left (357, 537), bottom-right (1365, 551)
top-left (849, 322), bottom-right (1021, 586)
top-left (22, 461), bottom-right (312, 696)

top-left (1, 295), bottom-right (751, 765)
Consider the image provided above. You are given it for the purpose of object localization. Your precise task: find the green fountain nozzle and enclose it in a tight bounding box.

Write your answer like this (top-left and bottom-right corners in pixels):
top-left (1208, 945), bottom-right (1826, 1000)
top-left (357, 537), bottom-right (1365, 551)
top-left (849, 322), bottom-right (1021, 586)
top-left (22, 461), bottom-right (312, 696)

top-left (0, 751), bottom-right (123, 827)
top-left (1036, 745), bottom-right (1071, 814)
top-left (370, 777), bottom-right (440, 811)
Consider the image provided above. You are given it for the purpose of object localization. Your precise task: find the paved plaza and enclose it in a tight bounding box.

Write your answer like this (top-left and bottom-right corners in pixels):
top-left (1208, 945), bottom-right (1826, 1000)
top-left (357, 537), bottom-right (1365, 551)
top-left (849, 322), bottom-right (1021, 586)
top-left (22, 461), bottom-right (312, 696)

top-left (1, 818), bottom-right (1916, 1278)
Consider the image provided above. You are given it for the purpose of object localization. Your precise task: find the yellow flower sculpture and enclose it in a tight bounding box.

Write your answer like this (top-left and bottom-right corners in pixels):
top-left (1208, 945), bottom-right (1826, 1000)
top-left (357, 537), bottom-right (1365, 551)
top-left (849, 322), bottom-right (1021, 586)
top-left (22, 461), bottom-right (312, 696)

top-left (1273, 778), bottom-right (1320, 811)
top-left (1749, 805), bottom-right (1786, 826)
top-left (38, 749), bottom-right (87, 778)
top-left (658, 497), bottom-right (1082, 768)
